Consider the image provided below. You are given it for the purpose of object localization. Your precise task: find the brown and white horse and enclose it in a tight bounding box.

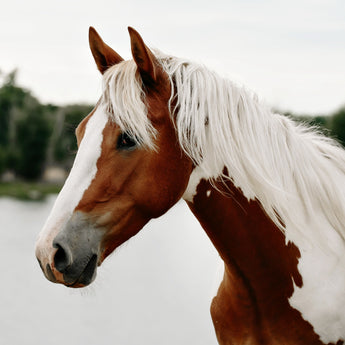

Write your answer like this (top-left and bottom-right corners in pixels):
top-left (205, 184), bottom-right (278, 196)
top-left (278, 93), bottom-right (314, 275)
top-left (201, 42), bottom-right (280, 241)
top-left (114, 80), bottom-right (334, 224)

top-left (35, 27), bottom-right (345, 345)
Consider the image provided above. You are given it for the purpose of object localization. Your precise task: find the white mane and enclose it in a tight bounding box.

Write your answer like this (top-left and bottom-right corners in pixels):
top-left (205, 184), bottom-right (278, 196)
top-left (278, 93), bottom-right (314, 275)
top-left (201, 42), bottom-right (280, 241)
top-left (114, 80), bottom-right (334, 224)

top-left (102, 52), bottom-right (345, 252)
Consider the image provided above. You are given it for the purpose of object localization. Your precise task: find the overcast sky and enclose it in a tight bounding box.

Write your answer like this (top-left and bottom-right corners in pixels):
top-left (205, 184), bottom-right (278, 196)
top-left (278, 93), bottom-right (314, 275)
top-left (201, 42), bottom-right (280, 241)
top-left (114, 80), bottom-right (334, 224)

top-left (1, 0), bottom-right (344, 114)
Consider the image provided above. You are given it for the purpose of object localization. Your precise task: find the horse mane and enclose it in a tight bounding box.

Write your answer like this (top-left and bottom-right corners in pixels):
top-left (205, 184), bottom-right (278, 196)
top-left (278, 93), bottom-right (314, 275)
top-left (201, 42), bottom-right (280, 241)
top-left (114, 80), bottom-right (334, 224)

top-left (102, 51), bottom-right (345, 252)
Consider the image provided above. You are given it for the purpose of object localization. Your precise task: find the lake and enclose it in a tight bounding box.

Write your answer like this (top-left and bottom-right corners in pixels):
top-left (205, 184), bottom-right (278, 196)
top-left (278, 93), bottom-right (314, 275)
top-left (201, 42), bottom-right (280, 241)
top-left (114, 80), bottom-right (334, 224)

top-left (0, 196), bottom-right (221, 344)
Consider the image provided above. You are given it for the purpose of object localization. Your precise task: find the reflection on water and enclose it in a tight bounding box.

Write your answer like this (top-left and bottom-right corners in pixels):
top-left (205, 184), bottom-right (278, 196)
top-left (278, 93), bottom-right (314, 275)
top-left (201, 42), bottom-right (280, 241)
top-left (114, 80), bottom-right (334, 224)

top-left (0, 196), bottom-right (220, 345)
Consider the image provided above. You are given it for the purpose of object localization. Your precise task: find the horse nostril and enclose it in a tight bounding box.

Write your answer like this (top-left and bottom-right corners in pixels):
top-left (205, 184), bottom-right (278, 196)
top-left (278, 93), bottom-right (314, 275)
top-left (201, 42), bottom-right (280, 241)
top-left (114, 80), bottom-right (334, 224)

top-left (53, 243), bottom-right (72, 273)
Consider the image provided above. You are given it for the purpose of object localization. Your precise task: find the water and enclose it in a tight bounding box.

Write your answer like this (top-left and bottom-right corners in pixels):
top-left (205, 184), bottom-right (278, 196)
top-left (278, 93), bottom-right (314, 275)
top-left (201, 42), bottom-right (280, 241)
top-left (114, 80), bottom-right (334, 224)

top-left (0, 196), bottom-right (221, 344)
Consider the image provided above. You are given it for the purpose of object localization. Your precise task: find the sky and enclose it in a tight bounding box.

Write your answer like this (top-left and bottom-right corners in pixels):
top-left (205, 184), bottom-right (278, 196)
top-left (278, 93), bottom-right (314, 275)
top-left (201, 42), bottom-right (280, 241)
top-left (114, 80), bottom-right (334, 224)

top-left (1, 0), bottom-right (345, 115)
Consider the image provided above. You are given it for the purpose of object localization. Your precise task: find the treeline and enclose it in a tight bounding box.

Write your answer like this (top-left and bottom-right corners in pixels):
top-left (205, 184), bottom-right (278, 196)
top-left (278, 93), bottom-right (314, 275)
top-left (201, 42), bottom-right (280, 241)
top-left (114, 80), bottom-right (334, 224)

top-left (0, 70), bottom-right (345, 181)
top-left (0, 71), bottom-right (92, 180)
top-left (284, 110), bottom-right (345, 146)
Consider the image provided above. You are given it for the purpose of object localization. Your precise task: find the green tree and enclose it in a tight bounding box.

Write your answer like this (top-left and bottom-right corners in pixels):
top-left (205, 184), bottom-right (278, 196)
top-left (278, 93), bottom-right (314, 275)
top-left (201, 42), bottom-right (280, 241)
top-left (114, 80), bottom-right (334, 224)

top-left (53, 104), bottom-right (93, 167)
top-left (0, 71), bottom-right (29, 147)
top-left (0, 146), bottom-right (6, 175)
top-left (330, 106), bottom-right (345, 147)
top-left (15, 104), bottom-right (52, 180)
top-left (0, 70), bottom-right (54, 180)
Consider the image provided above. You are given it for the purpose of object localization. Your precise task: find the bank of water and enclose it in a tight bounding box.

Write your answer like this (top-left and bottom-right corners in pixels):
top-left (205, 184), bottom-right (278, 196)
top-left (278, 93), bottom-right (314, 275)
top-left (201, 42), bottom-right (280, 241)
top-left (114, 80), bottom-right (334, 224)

top-left (0, 196), bottom-right (220, 345)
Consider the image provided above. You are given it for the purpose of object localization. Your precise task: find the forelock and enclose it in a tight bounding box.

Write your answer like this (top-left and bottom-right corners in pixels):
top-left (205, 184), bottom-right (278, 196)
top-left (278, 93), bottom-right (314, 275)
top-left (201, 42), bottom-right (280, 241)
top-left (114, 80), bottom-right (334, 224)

top-left (102, 60), bottom-right (157, 150)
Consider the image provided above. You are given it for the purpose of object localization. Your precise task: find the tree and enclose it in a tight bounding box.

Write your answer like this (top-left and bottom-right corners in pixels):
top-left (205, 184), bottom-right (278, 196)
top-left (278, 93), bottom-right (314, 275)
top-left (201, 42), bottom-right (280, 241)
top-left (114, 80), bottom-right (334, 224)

top-left (0, 70), bottom-right (53, 180)
top-left (53, 104), bottom-right (93, 168)
top-left (0, 71), bottom-right (29, 147)
top-left (15, 103), bottom-right (52, 180)
top-left (330, 106), bottom-right (345, 147)
top-left (0, 146), bottom-right (6, 176)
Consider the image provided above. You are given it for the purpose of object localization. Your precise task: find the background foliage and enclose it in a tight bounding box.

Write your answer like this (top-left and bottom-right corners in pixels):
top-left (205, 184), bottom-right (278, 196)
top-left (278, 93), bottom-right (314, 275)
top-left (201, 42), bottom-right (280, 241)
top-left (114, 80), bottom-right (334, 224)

top-left (0, 71), bottom-right (92, 180)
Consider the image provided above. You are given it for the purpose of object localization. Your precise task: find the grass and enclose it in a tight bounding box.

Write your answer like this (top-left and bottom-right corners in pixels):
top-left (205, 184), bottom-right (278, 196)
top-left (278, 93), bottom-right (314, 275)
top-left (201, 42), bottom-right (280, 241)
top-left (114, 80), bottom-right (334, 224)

top-left (0, 182), bottom-right (62, 201)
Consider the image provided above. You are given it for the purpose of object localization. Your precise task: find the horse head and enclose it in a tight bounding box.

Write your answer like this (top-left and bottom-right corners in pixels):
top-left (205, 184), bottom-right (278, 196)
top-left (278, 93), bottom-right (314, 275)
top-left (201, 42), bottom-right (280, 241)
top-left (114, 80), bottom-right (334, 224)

top-left (35, 27), bottom-right (193, 287)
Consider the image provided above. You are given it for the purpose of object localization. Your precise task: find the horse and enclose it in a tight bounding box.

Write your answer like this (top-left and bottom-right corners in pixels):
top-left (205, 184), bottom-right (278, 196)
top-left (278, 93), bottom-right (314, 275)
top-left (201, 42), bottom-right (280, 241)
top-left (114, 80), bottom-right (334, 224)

top-left (35, 27), bottom-right (345, 345)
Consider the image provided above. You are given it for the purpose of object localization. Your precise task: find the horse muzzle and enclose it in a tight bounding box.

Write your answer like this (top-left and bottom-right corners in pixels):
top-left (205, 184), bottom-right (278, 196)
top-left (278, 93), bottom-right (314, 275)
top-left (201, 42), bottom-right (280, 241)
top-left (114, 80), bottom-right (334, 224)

top-left (35, 212), bottom-right (104, 288)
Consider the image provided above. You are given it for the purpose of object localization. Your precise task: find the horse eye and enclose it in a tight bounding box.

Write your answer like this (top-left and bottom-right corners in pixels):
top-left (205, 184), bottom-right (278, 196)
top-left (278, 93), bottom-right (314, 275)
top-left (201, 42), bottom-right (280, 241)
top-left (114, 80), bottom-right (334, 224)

top-left (116, 132), bottom-right (137, 150)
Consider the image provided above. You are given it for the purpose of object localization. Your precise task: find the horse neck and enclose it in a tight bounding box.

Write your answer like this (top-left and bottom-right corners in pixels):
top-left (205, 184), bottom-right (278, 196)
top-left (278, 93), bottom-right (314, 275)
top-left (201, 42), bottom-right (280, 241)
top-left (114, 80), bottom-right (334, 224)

top-left (184, 175), bottom-right (303, 308)
top-left (184, 177), bottom-right (333, 342)
top-left (187, 176), bottom-right (300, 280)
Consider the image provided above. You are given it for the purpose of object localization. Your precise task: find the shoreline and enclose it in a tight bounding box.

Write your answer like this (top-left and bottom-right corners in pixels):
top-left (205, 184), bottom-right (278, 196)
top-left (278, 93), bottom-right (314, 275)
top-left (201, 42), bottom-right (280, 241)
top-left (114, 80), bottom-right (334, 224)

top-left (0, 182), bottom-right (61, 201)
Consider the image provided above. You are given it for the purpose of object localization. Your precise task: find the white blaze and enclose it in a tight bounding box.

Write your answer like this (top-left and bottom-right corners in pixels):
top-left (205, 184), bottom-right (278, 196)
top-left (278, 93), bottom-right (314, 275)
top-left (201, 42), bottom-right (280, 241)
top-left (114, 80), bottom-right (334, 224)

top-left (36, 104), bottom-right (108, 261)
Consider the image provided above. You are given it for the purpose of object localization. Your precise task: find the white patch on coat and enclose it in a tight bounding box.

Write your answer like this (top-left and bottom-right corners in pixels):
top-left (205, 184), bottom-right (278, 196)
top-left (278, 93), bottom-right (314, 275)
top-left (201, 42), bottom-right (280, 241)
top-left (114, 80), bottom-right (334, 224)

top-left (182, 129), bottom-right (224, 203)
top-left (287, 215), bottom-right (345, 343)
top-left (35, 103), bottom-right (108, 265)
top-left (182, 166), bottom-right (208, 202)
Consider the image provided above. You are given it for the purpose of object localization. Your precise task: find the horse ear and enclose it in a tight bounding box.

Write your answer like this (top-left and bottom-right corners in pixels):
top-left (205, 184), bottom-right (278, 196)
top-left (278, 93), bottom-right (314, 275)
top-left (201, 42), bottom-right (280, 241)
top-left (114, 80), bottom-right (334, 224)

top-left (128, 27), bottom-right (157, 84)
top-left (89, 27), bottom-right (124, 74)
